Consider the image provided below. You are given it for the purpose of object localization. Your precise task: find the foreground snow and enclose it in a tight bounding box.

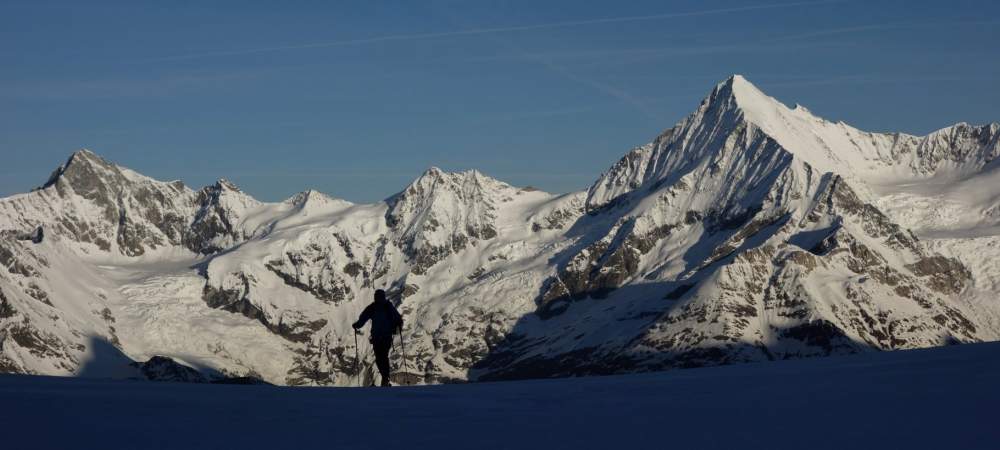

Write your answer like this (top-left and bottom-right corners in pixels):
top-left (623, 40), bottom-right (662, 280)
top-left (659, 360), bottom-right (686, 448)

top-left (1, 342), bottom-right (997, 450)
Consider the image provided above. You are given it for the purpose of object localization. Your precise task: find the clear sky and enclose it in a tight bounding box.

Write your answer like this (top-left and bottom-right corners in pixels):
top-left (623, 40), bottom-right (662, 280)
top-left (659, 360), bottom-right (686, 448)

top-left (1, 0), bottom-right (998, 202)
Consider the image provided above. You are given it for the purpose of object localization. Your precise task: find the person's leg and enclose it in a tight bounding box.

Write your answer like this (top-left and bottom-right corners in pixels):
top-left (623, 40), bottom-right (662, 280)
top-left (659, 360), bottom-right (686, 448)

top-left (373, 335), bottom-right (392, 386)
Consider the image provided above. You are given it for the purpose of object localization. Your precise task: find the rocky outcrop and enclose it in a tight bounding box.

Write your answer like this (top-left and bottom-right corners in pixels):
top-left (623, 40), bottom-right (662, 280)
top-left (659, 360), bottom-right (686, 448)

top-left (201, 274), bottom-right (326, 344)
top-left (132, 356), bottom-right (208, 383)
top-left (35, 150), bottom-right (195, 256)
top-left (385, 168), bottom-right (507, 274)
top-left (186, 180), bottom-right (260, 254)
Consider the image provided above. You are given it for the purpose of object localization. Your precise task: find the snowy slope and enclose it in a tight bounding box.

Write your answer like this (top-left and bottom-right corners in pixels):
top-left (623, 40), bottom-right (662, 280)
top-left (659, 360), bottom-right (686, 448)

top-left (1, 342), bottom-right (997, 450)
top-left (515, 76), bottom-right (995, 377)
top-left (1, 75), bottom-right (999, 386)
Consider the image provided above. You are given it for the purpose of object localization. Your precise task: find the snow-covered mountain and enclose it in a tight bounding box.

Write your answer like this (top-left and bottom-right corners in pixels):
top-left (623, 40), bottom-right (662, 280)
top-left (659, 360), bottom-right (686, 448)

top-left (1, 75), bottom-right (998, 385)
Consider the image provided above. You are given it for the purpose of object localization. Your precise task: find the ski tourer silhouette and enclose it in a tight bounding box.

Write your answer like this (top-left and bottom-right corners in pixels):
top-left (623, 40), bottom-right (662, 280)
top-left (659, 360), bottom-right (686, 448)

top-left (353, 289), bottom-right (404, 386)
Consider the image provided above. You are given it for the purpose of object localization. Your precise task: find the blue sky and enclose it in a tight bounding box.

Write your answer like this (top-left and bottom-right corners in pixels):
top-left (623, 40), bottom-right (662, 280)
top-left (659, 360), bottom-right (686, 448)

top-left (1, 0), bottom-right (998, 202)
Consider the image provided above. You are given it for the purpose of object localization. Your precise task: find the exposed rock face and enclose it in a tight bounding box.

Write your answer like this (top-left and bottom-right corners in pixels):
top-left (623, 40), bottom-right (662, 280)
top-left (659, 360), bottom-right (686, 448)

top-left (263, 236), bottom-right (357, 305)
top-left (186, 180), bottom-right (261, 254)
top-left (0, 151), bottom-right (267, 258)
top-left (132, 356), bottom-right (208, 383)
top-left (385, 168), bottom-right (508, 274)
top-left (201, 273), bottom-right (327, 344)
top-left (0, 235), bottom-right (90, 375)
top-left (895, 122), bottom-right (1000, 176)
top-left (49, 150), bottom-right (196, 256)
top-left (1, 76), bottom-right (999, 386)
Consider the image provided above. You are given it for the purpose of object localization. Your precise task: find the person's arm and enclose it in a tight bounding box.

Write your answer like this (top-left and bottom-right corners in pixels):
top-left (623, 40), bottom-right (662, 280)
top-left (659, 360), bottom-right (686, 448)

top-left (353, 305), bottom-right (372, 330)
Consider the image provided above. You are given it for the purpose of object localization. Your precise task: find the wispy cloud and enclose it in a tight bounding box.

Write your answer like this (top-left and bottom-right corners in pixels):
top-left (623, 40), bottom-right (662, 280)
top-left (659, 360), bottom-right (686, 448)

top-left (461, 17), bottom-right (1000, 68)
top-left (761, 18), bottom-right (1000, 43)
top-left (462, 18), bottom-right (670, 123)
top-left (0, 68), bottom-right (276, 100)
top-left (760, 73), bottom-right (983, 88)
top-left (540, 59), bottom-right (667, 122)
top-left (464, 40), bottom-right (854, 68)
top-left (474, 106), bottom-right (596, 123)
top-left (761, 24), bottom-right (898, 42)
top-left (138, 0), bottom-right (843, 63)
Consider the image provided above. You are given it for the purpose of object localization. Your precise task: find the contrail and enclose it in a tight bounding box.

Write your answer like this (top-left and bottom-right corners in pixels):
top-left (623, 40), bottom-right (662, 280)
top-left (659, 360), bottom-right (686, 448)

top-left (761, 23), bottom-right (897, 42)
top-left (762, 18), bottom-right (1000, 42)
top-left (139, 0), bottom-right (843, 63)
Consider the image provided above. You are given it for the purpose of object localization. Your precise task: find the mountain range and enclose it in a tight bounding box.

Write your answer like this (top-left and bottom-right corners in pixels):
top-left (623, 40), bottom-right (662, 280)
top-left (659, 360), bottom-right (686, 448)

top-left (1, 75), bottom-right (998, 385)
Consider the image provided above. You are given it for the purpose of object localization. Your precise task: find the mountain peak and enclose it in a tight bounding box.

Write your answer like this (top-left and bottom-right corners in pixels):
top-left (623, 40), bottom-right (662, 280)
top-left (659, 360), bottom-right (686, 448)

top-left (213, 178), bottom-right (242, 192)
top-left (423, 166), bottom-right (445, 177)
top-left (66, 148), bottom-right (117, 170)
top-left (587, 75), bottom-right (830, 210)
top-left (386, 166), bottom-right (508, 274)
top-left (200, 178), bottom-right (259, 208)
top-left (402, 167), bottom-right (501, 194)
top-left (707, 74), bottom-right (778, 114)
top-left (70, 148), bottom-right (98, 159)
top-left (401, 167), bottom-right (450, 191)
top-left (699, 74), bottom-right (861, 176)
top-left (41, 148), bottom-right (121, 191)
top-left (388, 166), bottom-right (512, 227)
top-left (284, 189), bottom-right (347, 209)
top-left (722, 73), bottom-right (750, 88)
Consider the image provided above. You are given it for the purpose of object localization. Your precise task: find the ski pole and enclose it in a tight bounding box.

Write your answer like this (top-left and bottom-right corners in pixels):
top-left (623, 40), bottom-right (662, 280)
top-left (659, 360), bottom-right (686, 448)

top-left (399, 328), bottom-right (409, 385)
top-left (353, 329), bottom-right (360, 387)
top-left (365, 339), bottom-right (378, 386)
